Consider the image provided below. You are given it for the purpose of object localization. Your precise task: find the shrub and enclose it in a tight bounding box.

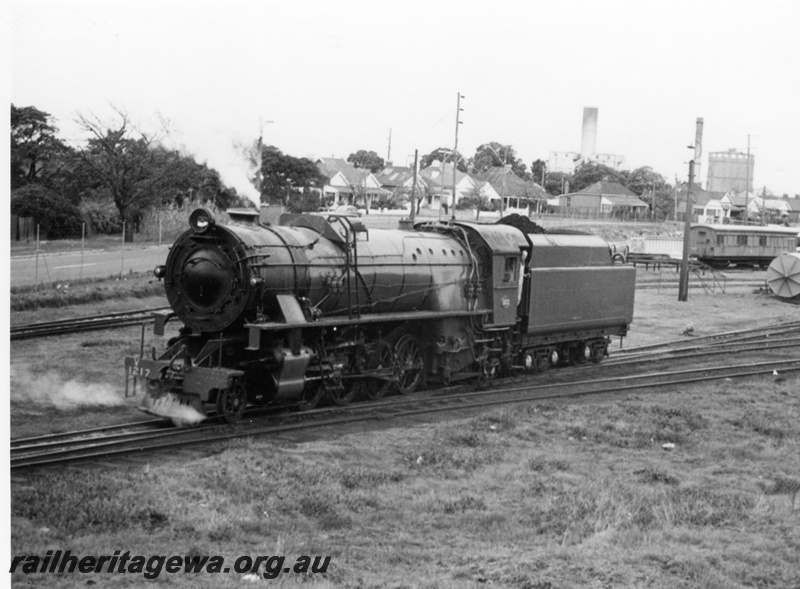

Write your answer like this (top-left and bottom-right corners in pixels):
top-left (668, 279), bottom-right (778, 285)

top-left (138, 201), bottom-right (227, 242)
top-left (286, 190), bottom-right (322, 214)
top-left (11, 184), bottom-right (83, 238)
top-left (80, 199), bottom-right (123, 235)
top-left (456, 194), bottom-right (497, 212)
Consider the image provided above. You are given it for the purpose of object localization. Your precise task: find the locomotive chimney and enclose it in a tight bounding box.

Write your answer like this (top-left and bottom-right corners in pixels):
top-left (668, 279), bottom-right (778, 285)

top-left (227, 208), bottom-right (261, 226)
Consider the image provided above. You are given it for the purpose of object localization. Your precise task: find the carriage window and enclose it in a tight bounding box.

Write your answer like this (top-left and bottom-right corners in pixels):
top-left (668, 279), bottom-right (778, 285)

top-left (504, 257), bottom-right (517, 282)
top-left (737, 235), bottom-right (748, 246)
top-left (759, 236), bottom-right (767, 246)
top-left (716, 235), bottom-right (724, 246)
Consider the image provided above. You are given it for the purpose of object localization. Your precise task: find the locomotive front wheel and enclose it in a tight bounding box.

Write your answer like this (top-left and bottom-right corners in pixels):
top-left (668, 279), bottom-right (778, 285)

top-left (394, 335), bottom-right (425, 395)
top-left (328, 381), bottom-right (357, 407)
top-left (297, 382), bottom-right (324, 411)
top-left (363, 340), bottom-right (393, 400)
top-left (215, 380), bottom-right (247, 424)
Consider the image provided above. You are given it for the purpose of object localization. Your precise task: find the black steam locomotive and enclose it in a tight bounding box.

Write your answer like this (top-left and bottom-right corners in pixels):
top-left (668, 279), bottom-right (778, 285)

top-left (125, 209), bottom-right (636, 424)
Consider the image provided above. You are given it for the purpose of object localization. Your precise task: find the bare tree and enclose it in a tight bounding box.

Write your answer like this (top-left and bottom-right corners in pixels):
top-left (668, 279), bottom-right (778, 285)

top-left (76, 108), bottom-right (178, 241)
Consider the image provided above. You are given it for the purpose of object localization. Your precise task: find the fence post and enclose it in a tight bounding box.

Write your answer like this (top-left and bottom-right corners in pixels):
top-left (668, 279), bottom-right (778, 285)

top-left (35, 225), bottom-right (40, 289)
top-left (80, 223), bottom-right (85, 281)
top-left (121, 221), bottom-right (126, 275)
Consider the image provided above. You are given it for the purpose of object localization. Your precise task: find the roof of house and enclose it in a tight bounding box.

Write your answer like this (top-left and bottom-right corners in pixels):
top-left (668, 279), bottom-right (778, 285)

top-left (723, 190), bottom-right (761, 207)
top-left (419, 162), bottom-right (472, 188)
top-left (785, 197), bottom-right (800, 211)
top-left (472, 167), bottom-right (546, 199)
top-left (602, 195), bottom-right (649, 208)
top-left (374, 166), bottom-right (425, 188)
top-left (562, 181), bottom-right (647, 208)
top-left (567, 180), bottom-right (638, 198)
top-left (764, 199), bottom-right (792, 211)
top-left (316, 157), bottom-right (370, 185)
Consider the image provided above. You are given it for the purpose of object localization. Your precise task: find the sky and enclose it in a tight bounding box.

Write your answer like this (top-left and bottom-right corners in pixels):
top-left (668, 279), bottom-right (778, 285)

top-left (4, 0), bottom-right (800, 202)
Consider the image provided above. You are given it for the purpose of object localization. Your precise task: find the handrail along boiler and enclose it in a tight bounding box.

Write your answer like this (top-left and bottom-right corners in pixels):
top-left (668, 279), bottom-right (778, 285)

top-left (125, 209), bottom-right (636, 424)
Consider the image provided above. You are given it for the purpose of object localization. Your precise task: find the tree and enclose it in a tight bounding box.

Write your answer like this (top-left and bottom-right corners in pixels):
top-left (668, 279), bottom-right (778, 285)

top-left (470, 142), bottom-right (528, 179)
top-left (10, 104), bottom-right (68, 189)
top-left (625, 166), bottom-right (664, 197)
top-left (11, 184), bottom-right (83, 238)
top-left (259, 145), bottom-right (326, 207)
top-left (347, 150), bottom-right (384, 173)
top-left (419, 147), bottom-right (467, 172)
top-left (543, 171), bottom-right (571, 196)
top-left (455, 190), bottom-right (496, 212)
top-left (158, 151), bottom-right (245, 210)
top-left (76, 109), bottom-right (179, 241)
top-left (569, 162), bottom-right (627, 192)
top-left (530, 159), bottom-right (547, 186)
top-left (624, 166), bottom-right (673, 218)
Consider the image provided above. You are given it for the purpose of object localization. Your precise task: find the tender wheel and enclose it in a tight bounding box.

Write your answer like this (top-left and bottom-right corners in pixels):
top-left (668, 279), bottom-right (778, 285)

top-left (549, 349), bottom-right (560, 367)
top-left (394, 335), bottom-right (425, 395)
top-left (591, 340), bottom-right (606, 364)
top-left (297, 382), bottom-right (324, 411)
top-left (572, 342), bottom-right (591, 365)
top-left (215, 379), bottom-right (247, 424)
top-left (363, 340), bottom-right (393, 400)
top-left (522, 352), bottom-right (535, 371)
top-left (535, 350), bottom-right (552, 372)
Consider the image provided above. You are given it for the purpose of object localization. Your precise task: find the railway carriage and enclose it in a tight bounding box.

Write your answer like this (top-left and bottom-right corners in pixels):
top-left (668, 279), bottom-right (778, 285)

top-left (689, 224), bottom-right (799, 268)
top-left (125, 209), bottom-right (636, 424)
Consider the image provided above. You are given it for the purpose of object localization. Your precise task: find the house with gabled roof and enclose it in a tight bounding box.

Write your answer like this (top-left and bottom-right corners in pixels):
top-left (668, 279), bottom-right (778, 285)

top-left (720, 190), bottom-right (764, 221)
top-left (374, 165), bottom-right (428, 202)
top-left (418, 161), bottom-right (478, 211)
top-left (558, 180), bottom-right (648, 216)
top-left (316, 157), bottom-right (391, 210)
top-left (472, 179), bottom-right (500, 203)
top-left (472, 167), bottom-right (547, 215)
top-left (781, 197), bottom-right (800, 223)
top-left (675, 184), bottom-right (728, 222)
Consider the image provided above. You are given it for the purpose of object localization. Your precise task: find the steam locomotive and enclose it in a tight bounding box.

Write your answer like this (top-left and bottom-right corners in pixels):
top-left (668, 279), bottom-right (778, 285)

top-left (125, 208), bottom-right (636, 424)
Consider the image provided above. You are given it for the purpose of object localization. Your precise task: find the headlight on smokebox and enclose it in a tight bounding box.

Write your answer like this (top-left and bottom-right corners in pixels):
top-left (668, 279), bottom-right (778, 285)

top-left (249, 276), bottom-right (264, 287)
top-left (154, 265), bottom-right (166, 279)
top-left (189, 208), bottom-right (215, 234)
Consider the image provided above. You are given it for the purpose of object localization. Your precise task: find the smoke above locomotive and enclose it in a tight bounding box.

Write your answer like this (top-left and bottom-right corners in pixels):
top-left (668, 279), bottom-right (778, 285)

top-left (127, 208), bottom-right (635, 425)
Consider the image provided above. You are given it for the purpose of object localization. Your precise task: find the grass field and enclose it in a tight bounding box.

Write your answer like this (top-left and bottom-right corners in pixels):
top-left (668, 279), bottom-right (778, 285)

top-left (8, 263), bottom-right (800, 588)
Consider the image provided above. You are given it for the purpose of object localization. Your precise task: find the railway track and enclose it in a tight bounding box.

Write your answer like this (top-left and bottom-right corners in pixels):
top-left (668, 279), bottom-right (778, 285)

top-left (614, 320), bottom-right (800, 356)
top-left (12, 325), bottom-right (799, 474)
top-left (10, 307), bottom-right (169, 340)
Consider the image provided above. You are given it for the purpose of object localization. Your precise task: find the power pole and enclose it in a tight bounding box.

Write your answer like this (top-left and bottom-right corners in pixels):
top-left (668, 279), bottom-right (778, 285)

top-left (679, 118), bottom-right (703, 302)
top-left (674, 175), bottom-right (678, 222)
top-left (678, 160), bottom-right (695, 301)
top-left (387, 128), bottom-right (392, 164)
top-left (452, 92), bottom-right (464, 222)
top-left (744, 134), bottom-right (752, 224)
top-left (410, 149), bottom-right (418, 222)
